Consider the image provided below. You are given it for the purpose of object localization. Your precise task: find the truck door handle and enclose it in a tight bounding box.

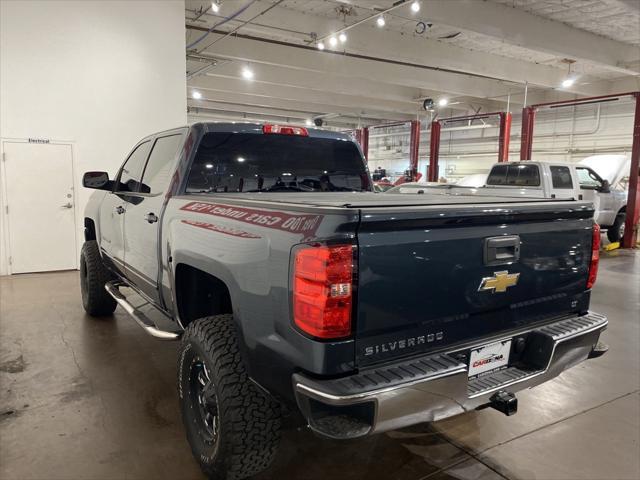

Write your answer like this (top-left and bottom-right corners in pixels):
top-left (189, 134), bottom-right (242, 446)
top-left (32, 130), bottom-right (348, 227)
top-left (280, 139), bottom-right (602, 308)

top-left (60, 202), bottom-right (73, 209)
top-left (484, 235), bottom-right (521, 266)
top-left (115, 206), bottom-right (125, 215)
top-left (145, 212), bottom-right (158, 224)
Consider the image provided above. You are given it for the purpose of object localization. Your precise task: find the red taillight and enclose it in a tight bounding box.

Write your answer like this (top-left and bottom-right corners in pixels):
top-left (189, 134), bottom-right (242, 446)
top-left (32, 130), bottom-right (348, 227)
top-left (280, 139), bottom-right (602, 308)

top-left (293, 243), bottom-right (354, 339)
top-left (587, 223), bottom-right (600, 289)
top-left (263, 124), bottom-right (309, 136)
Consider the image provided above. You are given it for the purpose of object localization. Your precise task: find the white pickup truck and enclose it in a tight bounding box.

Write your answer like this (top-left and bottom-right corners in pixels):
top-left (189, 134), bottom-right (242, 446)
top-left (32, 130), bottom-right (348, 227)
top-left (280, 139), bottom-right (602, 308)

top-left (389, 159), bottom-right (629, 242)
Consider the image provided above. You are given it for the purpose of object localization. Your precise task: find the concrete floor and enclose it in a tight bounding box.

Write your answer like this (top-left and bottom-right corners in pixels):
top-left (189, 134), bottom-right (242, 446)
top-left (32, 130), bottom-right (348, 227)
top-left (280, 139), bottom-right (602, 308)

top-left (1, 250), bottom-right (638, 480)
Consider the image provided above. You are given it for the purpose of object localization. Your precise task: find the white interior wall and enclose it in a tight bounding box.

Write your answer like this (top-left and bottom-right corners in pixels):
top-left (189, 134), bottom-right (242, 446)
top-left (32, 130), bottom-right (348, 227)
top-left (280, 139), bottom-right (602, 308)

top-left (0, 0), bottom-right (187, 275)
top-left (368, 101), bottom-right (636, 183)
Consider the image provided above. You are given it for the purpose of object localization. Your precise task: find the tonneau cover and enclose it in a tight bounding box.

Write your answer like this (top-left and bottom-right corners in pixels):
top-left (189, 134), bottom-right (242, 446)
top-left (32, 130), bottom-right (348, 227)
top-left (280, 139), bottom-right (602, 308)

top-left (189, 191), bottom-right (570, 209)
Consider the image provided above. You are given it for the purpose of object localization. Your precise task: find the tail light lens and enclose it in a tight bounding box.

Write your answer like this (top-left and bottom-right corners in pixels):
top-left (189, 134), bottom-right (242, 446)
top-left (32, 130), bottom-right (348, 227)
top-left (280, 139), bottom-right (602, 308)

top-left (587, 223), bottom-right (600, 289)
top-left (263, 124), bottom-right (308, 136)
top-left (293, 243), bottom-right (354, 339)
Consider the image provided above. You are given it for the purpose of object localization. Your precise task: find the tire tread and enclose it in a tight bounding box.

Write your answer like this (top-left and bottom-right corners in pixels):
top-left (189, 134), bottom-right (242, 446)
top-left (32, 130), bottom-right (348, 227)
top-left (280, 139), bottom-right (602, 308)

top-left (81, 241), bottom-right (116, 316)
top-left (181, 315), bottom-right (281, 480)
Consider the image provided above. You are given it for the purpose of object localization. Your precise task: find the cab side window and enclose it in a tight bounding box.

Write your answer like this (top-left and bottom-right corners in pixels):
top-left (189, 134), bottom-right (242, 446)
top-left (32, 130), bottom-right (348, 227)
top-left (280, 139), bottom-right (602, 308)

top-left (116, 141), bottom-right (152, 193)
top-left (576, 167), bottom-right (603, 190)
top-left (140, 134), bottom-right (183, 195)
top-left (550, 166), bottom-right (573, 189)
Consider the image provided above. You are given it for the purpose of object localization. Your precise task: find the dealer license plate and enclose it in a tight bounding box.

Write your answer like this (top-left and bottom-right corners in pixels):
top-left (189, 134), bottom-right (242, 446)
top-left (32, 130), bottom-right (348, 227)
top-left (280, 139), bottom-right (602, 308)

top-left (468, 340), bottom-right (511, 378)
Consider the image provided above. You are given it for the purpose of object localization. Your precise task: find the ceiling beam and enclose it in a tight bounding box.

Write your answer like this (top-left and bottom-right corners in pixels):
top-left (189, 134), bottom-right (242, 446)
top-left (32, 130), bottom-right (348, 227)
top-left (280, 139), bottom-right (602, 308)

top-left (193, 31), bottom-right (521, 99)
top-left (422, 0), bottom-right (640, 76)
top-left (191, 27), bottom-right (622, 101)
top-left (188, 89), bottom-right (416, 122)
top-left (189, 74), bottom-right (420, 115)
top-left (187, 3), bottom-right (625, 92)
top-left (187, 105), bottom-right (362, 128)
top-left (186, 99), bottom-right (384, 126)
top-left (187, 59), bottom-right (426, 103)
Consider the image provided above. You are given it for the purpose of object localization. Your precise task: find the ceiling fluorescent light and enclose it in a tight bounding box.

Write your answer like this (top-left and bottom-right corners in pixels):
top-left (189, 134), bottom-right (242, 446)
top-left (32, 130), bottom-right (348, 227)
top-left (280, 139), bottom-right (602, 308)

top-left (241, 66), bottom-right (254, 80)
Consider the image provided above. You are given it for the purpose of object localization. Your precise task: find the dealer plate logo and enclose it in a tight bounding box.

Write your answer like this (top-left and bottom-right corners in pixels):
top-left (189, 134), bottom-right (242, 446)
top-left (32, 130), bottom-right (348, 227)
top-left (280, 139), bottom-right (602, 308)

top-left (478, 271), bottom-right (520, 293)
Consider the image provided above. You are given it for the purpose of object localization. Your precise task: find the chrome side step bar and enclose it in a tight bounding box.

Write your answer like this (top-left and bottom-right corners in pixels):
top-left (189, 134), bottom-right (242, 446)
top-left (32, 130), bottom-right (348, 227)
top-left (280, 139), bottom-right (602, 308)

top-left (105, 281), bottom-right (180, 340)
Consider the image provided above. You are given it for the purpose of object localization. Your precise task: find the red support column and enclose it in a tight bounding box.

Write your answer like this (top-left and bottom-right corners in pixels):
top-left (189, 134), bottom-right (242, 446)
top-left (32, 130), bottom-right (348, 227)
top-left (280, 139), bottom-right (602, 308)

top-left (498, 112), bottom-right (512, 162)
top-left (622, 93), bottom-right (640, 248)
top-left (409, 120), bottom-right (421, 181)
top-left (428, 121), bottom-right (441, 182)
top-left (354, 128), bottom-right (362, 147)
top-left (361, 127), bottom-right (369, 162)
top-left (520, 107), bottom-right (536, 160)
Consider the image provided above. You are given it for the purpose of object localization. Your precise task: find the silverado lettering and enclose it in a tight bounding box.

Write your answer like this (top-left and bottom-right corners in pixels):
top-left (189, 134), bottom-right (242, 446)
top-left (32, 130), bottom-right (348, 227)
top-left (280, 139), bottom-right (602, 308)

top-left (364, 331), bottom-right (444, 356)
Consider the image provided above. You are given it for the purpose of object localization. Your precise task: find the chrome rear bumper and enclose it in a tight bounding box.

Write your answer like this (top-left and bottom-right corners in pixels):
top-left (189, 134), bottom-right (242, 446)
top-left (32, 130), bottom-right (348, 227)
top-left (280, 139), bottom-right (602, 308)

top-left (293, 312), bottom-right (607, 439)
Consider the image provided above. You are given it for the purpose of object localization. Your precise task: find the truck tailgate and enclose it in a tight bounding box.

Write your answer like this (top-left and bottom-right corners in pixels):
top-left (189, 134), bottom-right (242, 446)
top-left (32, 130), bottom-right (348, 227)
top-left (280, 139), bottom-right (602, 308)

top-left (355, 201), bottom-right (594, 366)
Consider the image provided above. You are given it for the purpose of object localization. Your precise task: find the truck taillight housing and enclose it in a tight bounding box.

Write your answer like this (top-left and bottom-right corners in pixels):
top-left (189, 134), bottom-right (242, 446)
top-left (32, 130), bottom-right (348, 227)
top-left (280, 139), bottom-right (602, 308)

top-left (293, 243), bottom-right (354, 339)
top-left (587, 223), bottom-right (600, 289)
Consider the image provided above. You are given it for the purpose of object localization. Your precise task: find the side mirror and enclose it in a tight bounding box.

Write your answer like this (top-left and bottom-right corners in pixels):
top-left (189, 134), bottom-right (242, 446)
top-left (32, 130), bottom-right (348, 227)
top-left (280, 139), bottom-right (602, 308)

top-left (599, 179), bottom-right (611, 194)
top-left (83, 171), bottom-right (112, 190)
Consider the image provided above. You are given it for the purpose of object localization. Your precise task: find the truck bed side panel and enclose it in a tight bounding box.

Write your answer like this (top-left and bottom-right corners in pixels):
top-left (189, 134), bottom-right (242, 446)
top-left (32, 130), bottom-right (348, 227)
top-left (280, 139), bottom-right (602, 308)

top-left (162, 195), bottom-right (359, 402)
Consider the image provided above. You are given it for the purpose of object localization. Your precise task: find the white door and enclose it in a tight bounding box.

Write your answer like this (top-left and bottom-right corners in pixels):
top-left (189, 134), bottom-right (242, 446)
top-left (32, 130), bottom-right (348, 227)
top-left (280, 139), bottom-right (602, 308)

top-left (3, 142), bottom-right (77, 273)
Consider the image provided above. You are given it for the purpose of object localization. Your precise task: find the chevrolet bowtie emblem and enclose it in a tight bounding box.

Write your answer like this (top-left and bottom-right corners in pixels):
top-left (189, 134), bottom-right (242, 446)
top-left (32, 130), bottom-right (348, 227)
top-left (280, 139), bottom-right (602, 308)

top-left (478, 271), bottom-right (520, 293)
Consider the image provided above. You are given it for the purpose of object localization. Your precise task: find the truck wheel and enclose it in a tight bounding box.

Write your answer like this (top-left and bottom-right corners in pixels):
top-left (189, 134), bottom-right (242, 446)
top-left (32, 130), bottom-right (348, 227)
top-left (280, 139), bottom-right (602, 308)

top-left (607, 213), bottom-right (626, 243)
top-left (178, 314), bottom-right (281, 480)
top-left (80, 241), bottom-right (116, 316)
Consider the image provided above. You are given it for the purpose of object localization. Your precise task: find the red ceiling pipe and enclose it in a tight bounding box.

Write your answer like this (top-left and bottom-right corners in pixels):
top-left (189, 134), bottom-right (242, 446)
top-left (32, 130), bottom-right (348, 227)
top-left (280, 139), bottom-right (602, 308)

top-left (367, 121), bottom-right (409, 129)
top-left (520, 106), bottom-right (536, 161)
top-left (409, 120), bottom-right (421, 181)
top-left (498, 112), bottom-right (512, 162)
top-left (622, 93), bottom-right (640, 248)
top-left (440, 112), bottom-right (506, 123)
top-left (428, 121), bottom-right (441, 182)
top-left (530, 92), bottom-right (639, 109)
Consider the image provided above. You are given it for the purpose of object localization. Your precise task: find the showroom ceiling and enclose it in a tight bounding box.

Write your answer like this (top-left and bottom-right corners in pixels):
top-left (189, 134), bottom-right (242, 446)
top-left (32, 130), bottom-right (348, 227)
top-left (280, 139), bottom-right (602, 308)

top-left (185, 0), bottom-right (640, 127)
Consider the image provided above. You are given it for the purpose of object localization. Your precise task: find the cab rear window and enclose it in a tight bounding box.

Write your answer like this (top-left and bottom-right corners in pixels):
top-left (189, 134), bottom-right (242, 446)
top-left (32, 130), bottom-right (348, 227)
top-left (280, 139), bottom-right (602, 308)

top-left (486, 164), bottom-right (541, 187)
top-left (186, 133), bottom-right (369, 193)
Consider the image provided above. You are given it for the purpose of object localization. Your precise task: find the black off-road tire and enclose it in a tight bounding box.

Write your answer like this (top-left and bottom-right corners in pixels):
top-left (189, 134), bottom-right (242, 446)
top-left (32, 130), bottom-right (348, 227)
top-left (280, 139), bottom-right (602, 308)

top-left (607, 213), bottom-right (626, 243)
top-left (80, 241), bottom-right (116, 316)
top-left (178, 314), bottom-right (282, 480)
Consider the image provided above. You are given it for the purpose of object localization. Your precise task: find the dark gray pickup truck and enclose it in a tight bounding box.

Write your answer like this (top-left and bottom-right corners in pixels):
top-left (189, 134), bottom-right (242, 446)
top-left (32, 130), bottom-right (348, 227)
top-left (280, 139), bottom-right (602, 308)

top-left (81, 123), bottom-right (607, 480)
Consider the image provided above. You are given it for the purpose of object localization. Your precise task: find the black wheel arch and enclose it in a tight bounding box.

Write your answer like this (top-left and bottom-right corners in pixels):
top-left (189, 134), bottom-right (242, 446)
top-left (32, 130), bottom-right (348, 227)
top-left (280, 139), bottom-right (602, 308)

top-left (174, 263), bottom-right (233, 329)
top-left (84, 217), bottom-right (97, 241)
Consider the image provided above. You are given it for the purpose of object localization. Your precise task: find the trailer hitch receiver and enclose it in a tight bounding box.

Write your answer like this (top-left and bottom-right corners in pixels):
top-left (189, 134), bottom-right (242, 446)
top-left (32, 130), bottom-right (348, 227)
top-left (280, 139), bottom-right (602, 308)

top-left (489, 391), bottom-right (518, 416)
